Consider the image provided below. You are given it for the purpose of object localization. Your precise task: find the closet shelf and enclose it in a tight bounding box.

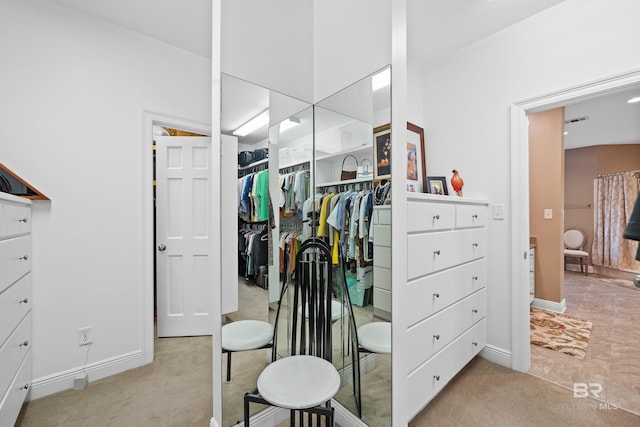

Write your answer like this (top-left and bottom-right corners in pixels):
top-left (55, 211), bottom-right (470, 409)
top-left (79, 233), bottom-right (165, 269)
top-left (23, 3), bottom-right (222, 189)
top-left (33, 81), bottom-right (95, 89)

top-left (316, 177), bottom-right (373, 188)
top-left (238, 158), bottom-right (268, 171)
top-left (316, 145), bottom-right (371, 161)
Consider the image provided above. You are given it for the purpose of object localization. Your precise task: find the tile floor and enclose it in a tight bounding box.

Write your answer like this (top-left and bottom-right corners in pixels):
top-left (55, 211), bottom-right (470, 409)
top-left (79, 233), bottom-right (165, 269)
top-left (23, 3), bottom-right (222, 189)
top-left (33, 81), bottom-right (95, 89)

top-left (529, 271), bottom-right (640, 415)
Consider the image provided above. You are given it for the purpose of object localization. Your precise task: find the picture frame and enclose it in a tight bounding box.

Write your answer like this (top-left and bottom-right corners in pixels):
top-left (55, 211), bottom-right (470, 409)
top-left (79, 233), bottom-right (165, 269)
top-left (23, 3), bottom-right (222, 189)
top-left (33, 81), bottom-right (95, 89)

top-left (373, 124), bottom-right (391, 180)
top-left (407, 122), bottom-right (426, 192)
top-left (426, 176), bottom-right (449, 195)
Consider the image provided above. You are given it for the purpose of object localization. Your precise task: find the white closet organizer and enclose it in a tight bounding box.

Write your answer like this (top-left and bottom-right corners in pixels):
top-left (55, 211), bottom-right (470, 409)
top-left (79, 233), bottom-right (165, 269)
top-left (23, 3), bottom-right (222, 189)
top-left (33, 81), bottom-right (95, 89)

top-left (373, 205), bottom-right (391, 320)
top-left (0, 192), bottom-right (32, 427)
top-left (405, 193), bottom-right (488, 419)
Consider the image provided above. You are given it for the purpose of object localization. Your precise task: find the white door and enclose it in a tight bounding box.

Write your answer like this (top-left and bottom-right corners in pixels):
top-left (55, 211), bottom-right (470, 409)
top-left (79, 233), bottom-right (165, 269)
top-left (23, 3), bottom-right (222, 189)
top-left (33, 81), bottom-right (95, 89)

top-left (155, 136), bottom-right (213, 337)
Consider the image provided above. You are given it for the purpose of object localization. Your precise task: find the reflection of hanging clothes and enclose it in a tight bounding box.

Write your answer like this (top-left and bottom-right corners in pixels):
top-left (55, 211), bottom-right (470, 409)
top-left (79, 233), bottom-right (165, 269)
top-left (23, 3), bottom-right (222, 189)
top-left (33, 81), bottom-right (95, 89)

top-left (237, 170), bottom-right (269, 222)
top-left (279, 170), bottom-right (309, 219)
top-left (239, 227), bottom-right (268, 278)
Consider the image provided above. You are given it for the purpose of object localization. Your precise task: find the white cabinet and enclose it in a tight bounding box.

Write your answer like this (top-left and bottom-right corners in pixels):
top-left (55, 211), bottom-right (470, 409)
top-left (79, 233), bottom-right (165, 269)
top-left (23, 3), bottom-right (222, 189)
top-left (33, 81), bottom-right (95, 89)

top-left (373, 206), bottom-right (391, 320)
top-left (0, 193), bottom-right (32, 427)
top-left (405, 194), bottom-right (488, 419)
top-left (529, 247), bottom-right (535, 304)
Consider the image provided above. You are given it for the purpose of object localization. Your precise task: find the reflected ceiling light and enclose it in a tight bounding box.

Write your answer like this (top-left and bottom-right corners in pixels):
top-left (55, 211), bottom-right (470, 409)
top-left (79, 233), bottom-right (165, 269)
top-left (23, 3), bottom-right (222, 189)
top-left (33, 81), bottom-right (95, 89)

top-left (564, 131), bottom-right (568, 135)
top-left (280, 116), bottom-right (301, 132)
top-left (627, 96), bottom-right (640, 104)
top-left (233, 110), bottom-right (269, 137)
top-left (372, 68), bottom-right (391, 91)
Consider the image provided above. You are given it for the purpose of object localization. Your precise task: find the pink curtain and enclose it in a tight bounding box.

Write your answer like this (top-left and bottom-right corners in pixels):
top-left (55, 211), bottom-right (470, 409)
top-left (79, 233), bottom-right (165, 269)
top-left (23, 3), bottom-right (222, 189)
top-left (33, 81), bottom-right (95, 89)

top-left (592, 171), bottom-right (640, 272)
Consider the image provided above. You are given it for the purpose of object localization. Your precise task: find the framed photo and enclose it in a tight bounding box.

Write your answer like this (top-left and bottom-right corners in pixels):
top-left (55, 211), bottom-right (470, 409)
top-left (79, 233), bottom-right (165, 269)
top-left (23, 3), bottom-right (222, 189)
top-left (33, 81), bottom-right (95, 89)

top-left (373, 124), bottom-right (391, 180)
top-left (426, 176), bottom-right (449, 195)
top-left (407, 122), bottom-right (426, 192)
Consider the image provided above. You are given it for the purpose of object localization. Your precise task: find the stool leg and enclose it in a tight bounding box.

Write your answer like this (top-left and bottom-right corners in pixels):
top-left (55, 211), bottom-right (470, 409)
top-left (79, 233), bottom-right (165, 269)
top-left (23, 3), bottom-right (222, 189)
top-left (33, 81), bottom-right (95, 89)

top-left (226, 352), bottom-right (232, 383)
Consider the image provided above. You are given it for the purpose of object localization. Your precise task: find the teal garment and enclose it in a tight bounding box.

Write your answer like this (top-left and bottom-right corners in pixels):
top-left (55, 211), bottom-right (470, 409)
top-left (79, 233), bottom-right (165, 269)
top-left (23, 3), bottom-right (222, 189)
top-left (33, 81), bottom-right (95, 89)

top-left (255, 170), bottom-right (270, 221)
top-left (623, 191), bottom-right (640, 260)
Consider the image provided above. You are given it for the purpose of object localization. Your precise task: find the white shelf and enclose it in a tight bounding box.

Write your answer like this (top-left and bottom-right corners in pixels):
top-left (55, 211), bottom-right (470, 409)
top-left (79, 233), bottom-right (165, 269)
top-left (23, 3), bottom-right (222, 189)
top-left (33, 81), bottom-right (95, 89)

top-left (316, 145), bottom-right (372, 161)
top-left (316, 177), bottom-right (373, 187)
top-left (238, 158), bottom-right (268, 171)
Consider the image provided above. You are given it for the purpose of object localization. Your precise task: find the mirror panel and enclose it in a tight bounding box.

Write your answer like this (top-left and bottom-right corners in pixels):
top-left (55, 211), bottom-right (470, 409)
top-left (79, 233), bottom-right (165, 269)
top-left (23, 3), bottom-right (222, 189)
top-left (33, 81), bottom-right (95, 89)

top-left (313, 67), bottom-right (391, 426)
top-left (220, 66), bottom-right (391, 426)
top-left (221, 73), bottom-right (313, 427)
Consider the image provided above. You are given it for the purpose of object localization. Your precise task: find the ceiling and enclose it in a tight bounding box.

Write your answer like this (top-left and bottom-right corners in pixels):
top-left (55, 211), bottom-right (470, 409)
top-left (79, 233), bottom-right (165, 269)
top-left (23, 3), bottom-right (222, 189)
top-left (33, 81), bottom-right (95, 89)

top-left (48, 0), bottom-right (640, 149)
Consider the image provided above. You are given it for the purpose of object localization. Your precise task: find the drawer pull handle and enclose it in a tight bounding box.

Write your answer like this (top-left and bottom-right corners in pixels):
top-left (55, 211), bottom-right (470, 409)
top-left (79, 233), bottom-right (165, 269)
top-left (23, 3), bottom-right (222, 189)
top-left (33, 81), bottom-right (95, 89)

top-left (433, 293), bottom-right (440, 298)
top-left (19, 298), bottom-right (29, 304)
top-left (433, 250), bottom-right (441, 256)
top-left (472, 342), bottom-right (478, 347)
top-left (472, 214), bottom-right (478, 219)
top-left (434, 375), bottom-right (440, 381)
top-left (433, 214), bottom-right (440, 220)
top-left (19, 255), bottom-right (29, 261)
top-left (19, 340), bottom-right (29, 347)
top-left (19, 217), bottom-right (28, 223)
top-left (472, 276), bottom-right (478, 281)
top-left (20, 384), bottom-right (29, 391)
top-left (472, 243), bottom-right (478, 247)
top-left (472, 309), bottom-right (478, 314)
top-left (433, 334), bottom-right (440, 340)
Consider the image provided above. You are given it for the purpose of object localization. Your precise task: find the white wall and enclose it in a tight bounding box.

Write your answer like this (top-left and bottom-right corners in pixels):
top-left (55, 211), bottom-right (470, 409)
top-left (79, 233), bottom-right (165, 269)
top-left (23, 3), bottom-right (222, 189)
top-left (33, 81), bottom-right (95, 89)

top-left (313, 0), bottom-right (391, 102)
top-left (221, 0), bottom-right (314, 103)
top-left (420, 0), bottom-right (640, 356)
top-left (0, 0), bottom-right (210, 397)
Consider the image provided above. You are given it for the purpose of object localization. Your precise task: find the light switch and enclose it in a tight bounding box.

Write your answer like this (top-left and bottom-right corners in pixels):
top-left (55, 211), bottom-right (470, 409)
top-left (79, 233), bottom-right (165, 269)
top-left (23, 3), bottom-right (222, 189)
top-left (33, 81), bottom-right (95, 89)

top-left (492, 204), bottom-right (505, 220)
top-left (544, 209), bottom-right (553, 219)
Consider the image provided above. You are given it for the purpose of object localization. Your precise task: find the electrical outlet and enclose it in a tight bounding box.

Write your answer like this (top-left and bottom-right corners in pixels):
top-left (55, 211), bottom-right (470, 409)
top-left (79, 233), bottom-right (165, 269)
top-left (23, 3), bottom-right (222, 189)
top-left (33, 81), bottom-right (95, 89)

top-left (77, 327), bottom-right (93, 346)
top-left (544, 209), bottom-right (553, 219)
top-left (492, 204), bottom-right (505, 220)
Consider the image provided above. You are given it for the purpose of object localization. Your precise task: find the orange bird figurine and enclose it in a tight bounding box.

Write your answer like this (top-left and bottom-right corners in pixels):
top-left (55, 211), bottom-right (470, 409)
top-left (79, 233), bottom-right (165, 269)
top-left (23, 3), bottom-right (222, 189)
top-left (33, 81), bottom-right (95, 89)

top-left (451, 169), bottom-right (464, 196)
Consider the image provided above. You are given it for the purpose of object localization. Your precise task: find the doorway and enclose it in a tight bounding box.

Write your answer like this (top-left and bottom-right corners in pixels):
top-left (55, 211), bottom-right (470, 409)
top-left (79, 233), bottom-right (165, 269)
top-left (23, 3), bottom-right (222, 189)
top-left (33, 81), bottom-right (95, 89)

top-left (510, 69), bottom-right (640, 374)
top-left (141, 111), bottom-right (211, 363)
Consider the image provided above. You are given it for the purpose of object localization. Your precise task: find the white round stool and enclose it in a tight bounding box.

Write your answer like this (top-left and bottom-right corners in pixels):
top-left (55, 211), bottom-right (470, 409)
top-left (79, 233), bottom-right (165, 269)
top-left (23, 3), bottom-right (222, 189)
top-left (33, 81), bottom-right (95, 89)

top-left (222, 320), bottom-right (273, 382)
top-left (257, 355), bottom-right (341, 409)
top-left (357, 321), bottom-right (391, 354)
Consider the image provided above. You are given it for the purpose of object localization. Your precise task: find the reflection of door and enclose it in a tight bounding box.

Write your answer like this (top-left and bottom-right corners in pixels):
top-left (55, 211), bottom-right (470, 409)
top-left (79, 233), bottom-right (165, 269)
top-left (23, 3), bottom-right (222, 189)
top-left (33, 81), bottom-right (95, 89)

top-left (155, 136), bottom-right (213, 337)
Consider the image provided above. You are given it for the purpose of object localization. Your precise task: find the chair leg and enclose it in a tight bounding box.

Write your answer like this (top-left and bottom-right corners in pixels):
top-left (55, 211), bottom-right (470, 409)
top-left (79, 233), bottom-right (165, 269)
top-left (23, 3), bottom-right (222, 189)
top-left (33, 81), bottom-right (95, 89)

top-left (226, 351), bottom-right (232, 383)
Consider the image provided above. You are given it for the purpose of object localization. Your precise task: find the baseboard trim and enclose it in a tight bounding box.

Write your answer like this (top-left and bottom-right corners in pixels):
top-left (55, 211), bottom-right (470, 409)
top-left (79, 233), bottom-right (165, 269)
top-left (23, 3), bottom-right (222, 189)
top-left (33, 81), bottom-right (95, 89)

top-left (531, 297), bottom-right (566, 313)
top-left (479, 344), bottom-right (512, 369)
top-left (338, 353), bottom-right (377, 385)
top-left (29, 350), bottom-right (143, 400)
top-left (333, 398), bottom-right (367, 427)
top-left (230, 398), bottom-right (366, 427)
top-left (231, 406), bottom-right (288, 427)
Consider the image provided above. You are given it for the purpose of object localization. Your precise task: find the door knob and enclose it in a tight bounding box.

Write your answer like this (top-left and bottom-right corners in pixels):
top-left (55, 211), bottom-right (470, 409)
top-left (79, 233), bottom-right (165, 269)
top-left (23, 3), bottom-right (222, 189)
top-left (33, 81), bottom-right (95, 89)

top-left (158, 244), bottom-right (167, 252)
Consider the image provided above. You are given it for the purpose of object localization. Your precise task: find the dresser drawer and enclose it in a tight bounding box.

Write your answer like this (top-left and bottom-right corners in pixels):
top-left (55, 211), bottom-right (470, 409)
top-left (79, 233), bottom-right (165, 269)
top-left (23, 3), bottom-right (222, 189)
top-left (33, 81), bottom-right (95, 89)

top-left (406, 289), bottom-right (486, 372)
top-left (406, 259), bottom-right (486, 326)
top-left (0, 236), bottom-right (31, 294)
top-left (373, 266), bottom-right (391, 292)
top-left (373, 223), bottom-right (391, 247)
top-left (0, 313), bottom-right (31, 405)
top-left (0, 350), bottom-right (31, 427)
top-left (407, 201), bottom-right (455, 233)
top-left (373, 287), bottom-right (391, 314)
top-left (458, 228), bottom-right (487, 264)
top-left (455, 204), bottom-right (488, 228)
top-left (0, 274), bottom-right (31, 345)
top-left (373, 245), bottom-right (391, 269)
top-left (407, 318), bottom-right (486, 418)
top-left (407, 229), bottom-right (486, 279)
top-left (1, 202), bottom-right (31, 239)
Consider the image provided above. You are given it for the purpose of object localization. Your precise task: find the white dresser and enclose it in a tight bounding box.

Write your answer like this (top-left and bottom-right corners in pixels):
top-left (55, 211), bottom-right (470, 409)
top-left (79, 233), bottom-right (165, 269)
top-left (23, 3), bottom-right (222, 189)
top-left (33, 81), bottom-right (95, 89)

top-left (372, 205), bottom-right (391, 321)
top-left (405, 193), bottom-right (488, 418)
top-left (0, 192), bottom-right (32, 427)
